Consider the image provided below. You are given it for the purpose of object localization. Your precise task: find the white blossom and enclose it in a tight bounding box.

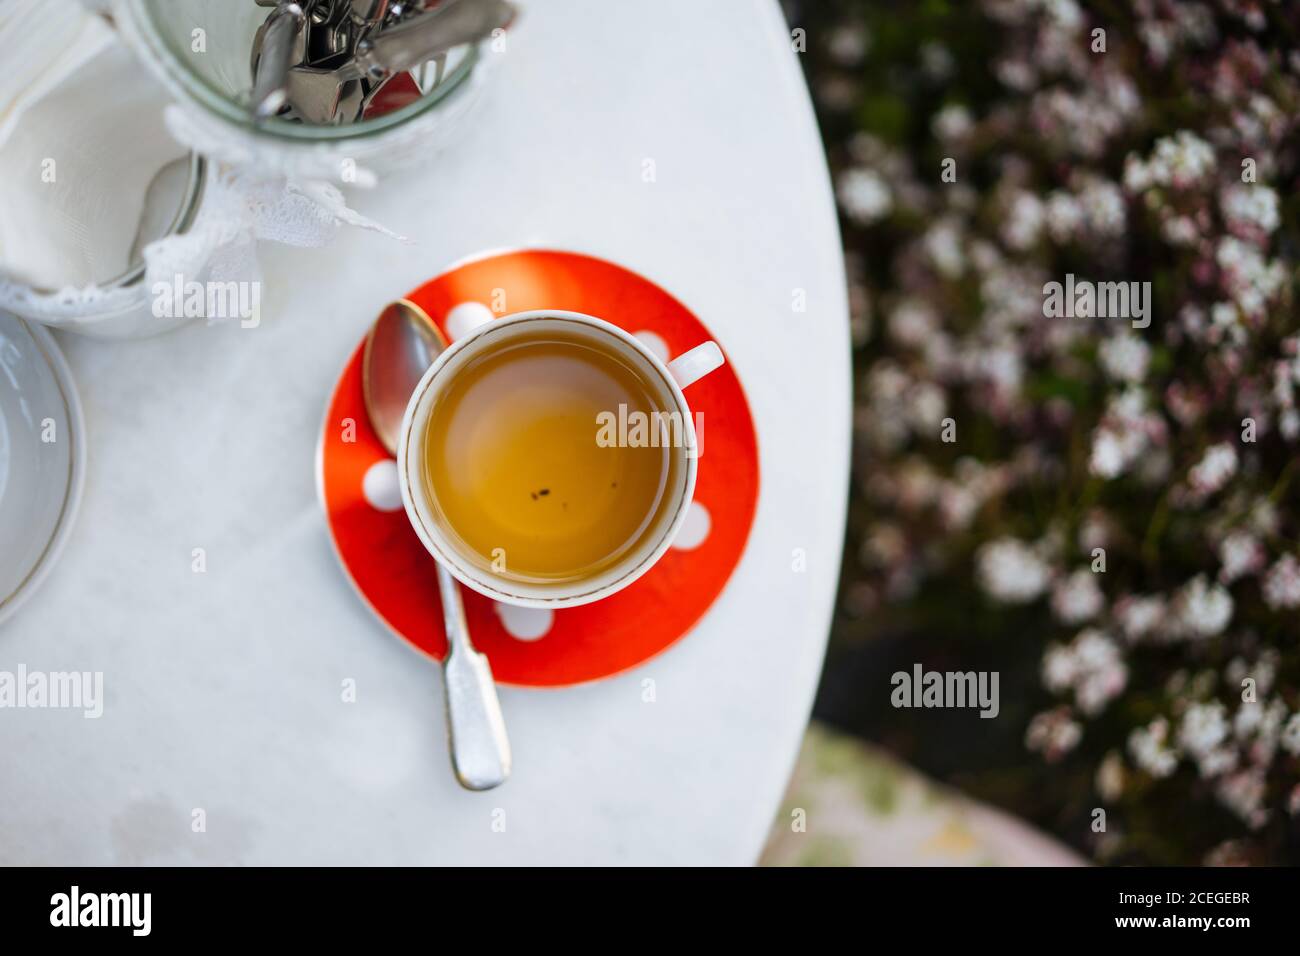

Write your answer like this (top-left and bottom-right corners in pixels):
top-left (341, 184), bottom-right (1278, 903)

top-left (1129, 717), bottom-right (1178, 778)
top-left (977, 537), bottom-right (1051, 603)
top-left (1051, 569), bottom-right (1105, 624)
top-left (827, 24), bottom-right (869, 65)
top-left (1089, 428), bottom-right (1128, 478)
top-left (1175, 575), bottom-right (1233, 638)
top-left (1002, 192), bottom-right (1044, 250)
top-left (1114, 594), bottom-right (1166, 642)
top-left (1026, 707), bottom-right (1083, 762)
top-left (1042, 628), bottom-right (1127, 715)
top-left (1262, 554), bottom-right (1300, 610)
top-left (1281, 714), bottom-right (1300, 757)
top-left (1217, 770), bottom-right (1268, 829)
top-left (904, 382), bottom-right (948, 432)
top-left (932, 104), bottom-right (973, 142)
top-left (1179, 701), bottom-right (1230, 760)
top-left (1145, 130), bottom-right (1216, 190)
top-left (1220, 184), bottom-right (1279, 235)
top-left (838, 168), bottom-right (893, 225)
top-left (1187, 443), bottom-right (1237, 498)
top-left (1079, 178), bottom-right (1126, 236)
top-left (923, 220), bottom-right (966, 278)
top-left (887, 299), bottom-right (938, 348)
top-left (1045, 191), bottom-right (1084, 243)
top-left (1218, 531), bottom-right (1265, 583)
top-left (1098, 333), bottom-right (1151, 383)
top-left (1217, 237), bottom-right (1286, 317)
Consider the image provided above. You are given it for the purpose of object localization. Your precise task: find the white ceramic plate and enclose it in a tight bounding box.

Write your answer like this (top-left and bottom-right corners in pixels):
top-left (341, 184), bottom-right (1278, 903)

top-left (0, 312), bottom-right (84, 626)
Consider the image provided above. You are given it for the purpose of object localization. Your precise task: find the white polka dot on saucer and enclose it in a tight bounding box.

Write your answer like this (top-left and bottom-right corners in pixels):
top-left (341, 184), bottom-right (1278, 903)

top-left (495, 603), bottom-right (554, 641)
top-left (362, 459), bottom-right (403, 512)
top-left (671, 501), bottom-right (711, 551)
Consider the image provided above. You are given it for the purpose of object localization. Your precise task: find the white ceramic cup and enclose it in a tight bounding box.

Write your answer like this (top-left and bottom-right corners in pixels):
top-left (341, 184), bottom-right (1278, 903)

top-left (397, 306), bottom-right (725, 609)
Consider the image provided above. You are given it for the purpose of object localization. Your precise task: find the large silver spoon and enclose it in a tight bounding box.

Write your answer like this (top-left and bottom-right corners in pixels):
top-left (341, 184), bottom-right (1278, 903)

top-left (363, 299), bottom-right (511, 791)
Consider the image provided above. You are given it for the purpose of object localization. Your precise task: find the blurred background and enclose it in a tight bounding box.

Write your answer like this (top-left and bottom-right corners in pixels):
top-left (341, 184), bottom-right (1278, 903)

top-left (763, 0), bottom-right (1300, 866)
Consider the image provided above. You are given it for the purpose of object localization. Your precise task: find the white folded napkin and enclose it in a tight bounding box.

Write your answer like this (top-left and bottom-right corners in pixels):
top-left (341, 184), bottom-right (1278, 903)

top-left (0, 0), bottom-right (189, 291)
top-left (0, 0), bottom-right (409, 337)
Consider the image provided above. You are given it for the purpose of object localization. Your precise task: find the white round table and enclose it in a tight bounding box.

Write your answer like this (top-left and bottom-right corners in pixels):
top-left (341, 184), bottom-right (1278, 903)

top-left (1, 0), bottom-right (849, 865)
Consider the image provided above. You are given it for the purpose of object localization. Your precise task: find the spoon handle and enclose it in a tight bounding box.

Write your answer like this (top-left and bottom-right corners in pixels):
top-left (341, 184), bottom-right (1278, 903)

top-left (251, 2), bottom-right (304, 119)
top-left (437, 565), bottom-right (511, 790)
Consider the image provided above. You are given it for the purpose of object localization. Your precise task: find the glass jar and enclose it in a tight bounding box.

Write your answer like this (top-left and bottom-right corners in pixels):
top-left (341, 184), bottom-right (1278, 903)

top-left (117, 0), bottom-right (494, 179)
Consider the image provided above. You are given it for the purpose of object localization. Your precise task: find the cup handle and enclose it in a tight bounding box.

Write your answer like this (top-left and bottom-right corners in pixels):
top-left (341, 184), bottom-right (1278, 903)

top-left (445, 301), bottom-right (496, 342)
top-left (666, 341), bottom-right (725, 389)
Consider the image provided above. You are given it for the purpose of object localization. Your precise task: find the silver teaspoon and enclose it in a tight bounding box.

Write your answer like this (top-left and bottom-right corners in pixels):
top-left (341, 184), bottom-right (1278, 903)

top-left (363, 299), bottom-right (511, 791)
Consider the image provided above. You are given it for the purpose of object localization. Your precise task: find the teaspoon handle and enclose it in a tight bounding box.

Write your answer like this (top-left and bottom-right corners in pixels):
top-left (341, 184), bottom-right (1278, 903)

top-left (251, 2), bottom-right (304, 119)
top-left (437, 565), bottom-right (511, 790)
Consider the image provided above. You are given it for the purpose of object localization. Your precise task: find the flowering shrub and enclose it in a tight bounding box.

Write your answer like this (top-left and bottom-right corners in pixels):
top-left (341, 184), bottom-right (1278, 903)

top-left (799, 0), bottom-right (1300, 863)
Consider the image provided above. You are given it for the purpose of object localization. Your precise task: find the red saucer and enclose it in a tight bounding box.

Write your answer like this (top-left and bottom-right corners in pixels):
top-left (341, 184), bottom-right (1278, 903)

top-left (317, 250), bottom-right (760, 686)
